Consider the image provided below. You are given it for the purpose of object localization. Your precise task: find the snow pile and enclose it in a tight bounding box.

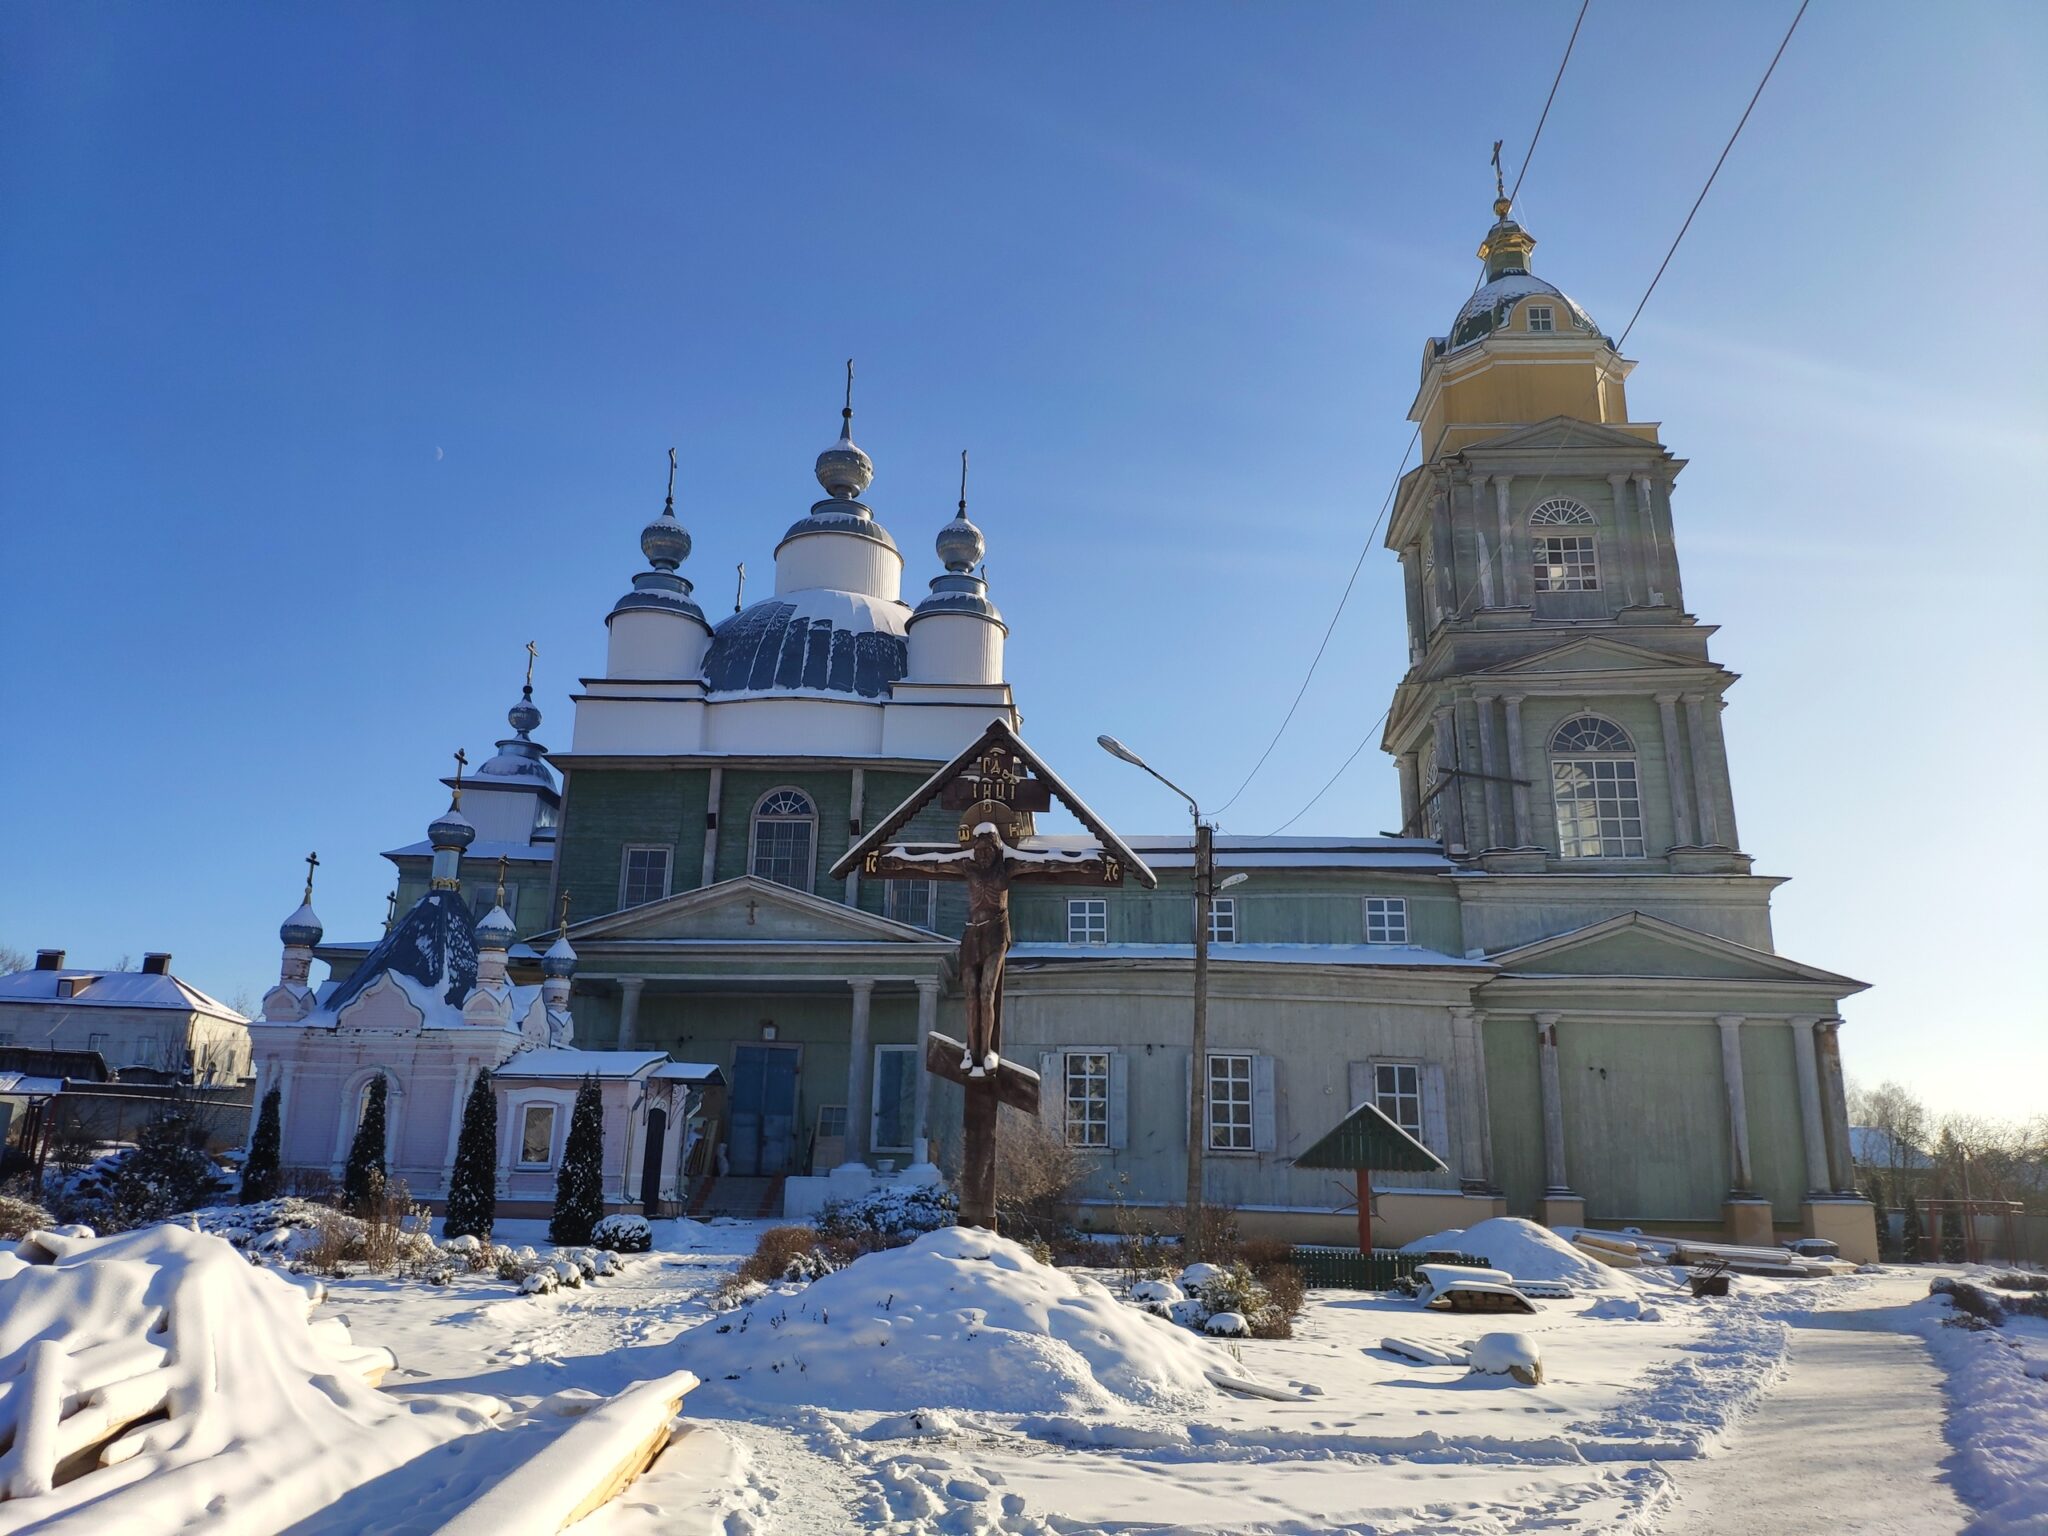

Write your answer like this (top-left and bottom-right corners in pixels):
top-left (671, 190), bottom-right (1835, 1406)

top-left (1581, 1295), bottom-right (1664, 1322)
top-left (816, 1181), bottom-right (956, 1240)
top-left (1400, 1218), bottom-right (1641, 1293)
top-left (1466, 1331), bottom-right (1543, 1385)
top-left (0, 1223), bottom-right (495, 1530)
top-left (675, 1226), bottom-right (1215, 1413)
top-left (1907, 1278), bottom-right (2048, 1532)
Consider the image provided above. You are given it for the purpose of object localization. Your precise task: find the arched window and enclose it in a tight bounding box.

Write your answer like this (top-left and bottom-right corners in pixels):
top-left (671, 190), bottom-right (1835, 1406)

top-left (1549, 716), bottom-right (1645, 859)
top-left (750, 788), bottom-right (817, 890)
top-left (1529, 499), bottom-right (1598, 592)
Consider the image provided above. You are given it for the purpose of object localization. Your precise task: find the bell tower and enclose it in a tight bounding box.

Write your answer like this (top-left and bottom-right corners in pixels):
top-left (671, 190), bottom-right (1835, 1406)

top-left (1382, 192), bottom-right (1750, 886)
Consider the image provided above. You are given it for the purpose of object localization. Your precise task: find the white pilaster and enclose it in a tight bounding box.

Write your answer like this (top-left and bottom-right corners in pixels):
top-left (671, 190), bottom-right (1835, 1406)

top-left (1502, 693), bottom-right (1534, 846)
top-left (1683, 693), bottom-right (1721, 845)
top-left (700, 766), bottom-right (723, 887)
top-left (1449, 1006), bottom-right (1494, 1189)
top-left (1432, 705), bottom-right (1465, 852)
top-left (1790, 1016), bottom-right (1832, 1195)
top-left (845, 767), bottom-right (865, 904)
top-left (1472, 694), bottom-right (1504, 849)
top-left (617, 976), bottom-right (645, 1050)
top-left (1816, 1018), bottom-right (1855, 1193)
top-left (1397, 752), bottom-right (1421, 837)
top-left (1655, 693), bottom-right (1696, 848)
top-left (1493, 475), bottom-right (1516, 607)
top-left (1715, 1015), bottom-right (1753, 1193)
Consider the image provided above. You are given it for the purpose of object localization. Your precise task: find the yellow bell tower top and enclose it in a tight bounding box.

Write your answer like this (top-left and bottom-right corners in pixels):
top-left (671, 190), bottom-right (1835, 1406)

top-left (1410, 190), bottom-right (1655, 461)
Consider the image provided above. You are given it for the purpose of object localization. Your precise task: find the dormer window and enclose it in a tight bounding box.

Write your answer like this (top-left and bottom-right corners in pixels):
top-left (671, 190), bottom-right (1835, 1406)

top-left (1526, 305), bottom-right (1554, 332)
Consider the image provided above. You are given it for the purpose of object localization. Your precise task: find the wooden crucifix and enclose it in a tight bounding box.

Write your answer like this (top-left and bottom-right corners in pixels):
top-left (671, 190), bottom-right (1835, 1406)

top-left (835, 720), bottom-right (1156, 1231)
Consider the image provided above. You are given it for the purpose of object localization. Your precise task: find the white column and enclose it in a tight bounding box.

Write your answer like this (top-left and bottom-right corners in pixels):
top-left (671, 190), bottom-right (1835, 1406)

top-left (1635, 473), bottom-right (1673, 607)
top-left (617, 976), bottom-right (645, 1051)
top-left (1534, 1013), bottom-right (1571, 1194)
top-left (700, 766), bottom-right (723, 887)
top-left (1428, 490), bottom-right (1457, 617)
top-left (912, 978), bottom-right (939, 1165)
top-left (1715, 1015), bottom-right (1753, 1192)
top-left (1790, 1016), bottom-right (1832, 1195)
top-left (1401, 547), bottom-right (1426, 663)
top-left (1683, 694), bottom-right (1721, 846)
top-left (1493, 476), bottom-right (1516, 607)
top-left (1502, 693), bottom-right (1534, 847)
top-left (1449, 1006), bottom-right (1494, 1190)
top-left (1432, 705), bottom-right (1466, 851)
top-left (1472, 694), bottom-right (1504, 850)
top-left (845, 767), bottom-right (865, 904)
top-left (1397, 752), bottom-right (1421, 837)
top-left (1469, 480), bottom-right (1496, 608)
top-left (1655, 693), bottom-right (1696, 848)
top-left (1708, 698), bottom-right (1742, 852)
top-left (842, 979), bottom-right (875, 1168)
top-left (1606, 472), bottom-right (1639, 605)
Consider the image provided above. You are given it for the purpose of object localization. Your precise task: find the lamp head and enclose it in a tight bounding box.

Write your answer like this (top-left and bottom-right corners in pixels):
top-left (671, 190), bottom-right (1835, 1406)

top-left (1097, 734), bottom-right (1145, 768)
top-left (1218, 872), bottom-right (1249, 891)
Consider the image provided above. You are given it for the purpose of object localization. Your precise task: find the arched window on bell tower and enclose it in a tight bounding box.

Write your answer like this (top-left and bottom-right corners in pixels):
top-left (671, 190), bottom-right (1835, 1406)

top-left (1529, 499), bottom-right (1598, 592)
top-left (750, 788), bottom-right (817, 891)
top-left (1549, 716), bottom-right (1645, 859)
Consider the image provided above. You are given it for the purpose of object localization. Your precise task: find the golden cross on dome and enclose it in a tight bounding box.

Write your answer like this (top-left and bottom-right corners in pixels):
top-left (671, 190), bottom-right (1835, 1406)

top-left (1491, 140), bottom-right (1506, 202)
top-left (494, 854), bottom-right (509, 910)
top-left (524, 640), bottom-right (538, 689)
top-left (558, 891), bottom-right (572, 929)
top-left (303, 850), bottom-right (319, 902)
top-left (451, 747), bottom-right (469, 808)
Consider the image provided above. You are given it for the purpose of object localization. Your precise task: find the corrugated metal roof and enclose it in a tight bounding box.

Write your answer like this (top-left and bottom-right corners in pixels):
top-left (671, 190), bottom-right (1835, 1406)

top-left (1292, 1102), bottom-right (1447, 1173)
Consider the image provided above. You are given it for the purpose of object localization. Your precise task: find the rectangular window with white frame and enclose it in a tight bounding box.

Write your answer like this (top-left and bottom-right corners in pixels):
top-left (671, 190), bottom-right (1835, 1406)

top-left (1532, 534), bottom-right (1599, 592)
top-left (1063, 1052), bottom-right (1110, 1147)
top-left (1067, 898), bottom-right (1107, 945)
top-left (884, 879), bottom-right (938, 930)
top-left (619, 845), bottom-right (672, 908)
top-left (1526, 304), bottom-right (1554, 332)
top-left (518, 1103), bottom-right (558, 1167)
top-left (1364, 896), bottom-right (1408, 944)
top-left (1207, 1051), bottom-right (1254, 1151)
top-left (1209, 897), bottom-right (1236, 944)
top-left (1374, 1061), bottom-right (1424, 1141)
top-left (871, 1044), bottom-right (917, 1153)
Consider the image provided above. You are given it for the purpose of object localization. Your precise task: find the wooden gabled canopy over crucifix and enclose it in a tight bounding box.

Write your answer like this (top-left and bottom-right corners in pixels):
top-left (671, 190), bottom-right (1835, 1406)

top-left (834, 717), bottom-right (1157, 1230)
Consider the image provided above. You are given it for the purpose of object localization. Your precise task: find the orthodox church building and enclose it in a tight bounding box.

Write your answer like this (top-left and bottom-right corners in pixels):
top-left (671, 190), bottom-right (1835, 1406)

top-left (247, 195), bottom-right (1877, 1260)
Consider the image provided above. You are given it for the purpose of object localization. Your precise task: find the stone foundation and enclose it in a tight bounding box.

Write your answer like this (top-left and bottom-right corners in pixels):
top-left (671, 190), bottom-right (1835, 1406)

top-left (1723, 1196), bottom-right (1776, 1248)
top-left (1802, 1197), bottom-right (1879, 1264)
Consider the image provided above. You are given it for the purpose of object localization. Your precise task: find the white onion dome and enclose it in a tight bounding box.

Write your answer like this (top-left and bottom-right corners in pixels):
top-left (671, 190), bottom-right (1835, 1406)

top-left (279, 900), bottom-right (323, 949)
top-left (475, 903), bottom-right (517, 949)
top-left (935, 509), bottom-right (985, 573)
top-left (912, 473), bottom-right (1003, 629)
top-left (814, 408), bottom-right (874, 500)
top-left (428, 802), bottom-right (476, 851)
top-left (542, 932), bottom-right (577, 979)
top-left (780, 409), bottom-right (897, 555)
top-left (477, 684), bottom-right (557, 790)
top-left (611, 481), bottom-right (707, 626)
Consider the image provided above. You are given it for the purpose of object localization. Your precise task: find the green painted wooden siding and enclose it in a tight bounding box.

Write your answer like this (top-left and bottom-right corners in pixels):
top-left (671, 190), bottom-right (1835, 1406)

top-left (1483, 1014), bottom-right (1544, 1216)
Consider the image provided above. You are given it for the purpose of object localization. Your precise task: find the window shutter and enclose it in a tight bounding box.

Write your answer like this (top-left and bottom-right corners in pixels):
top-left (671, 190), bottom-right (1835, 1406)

top-left (1422, 1063), bottom-right (1449, 1157)
top-left (1108, 1052), bottom-right (1130, 1150)
top-left (1039, 1052), bottom-right (1061, 1137)
top-left (1252, 1055), bottom-right (1277, 1152)
top-left (1348, 1061), bottom-right (1373, 1115)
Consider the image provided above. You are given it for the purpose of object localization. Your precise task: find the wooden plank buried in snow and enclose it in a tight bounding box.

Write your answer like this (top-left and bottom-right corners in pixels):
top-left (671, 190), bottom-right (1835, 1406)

top-left (433, 1369), bottom-right (700, 1536)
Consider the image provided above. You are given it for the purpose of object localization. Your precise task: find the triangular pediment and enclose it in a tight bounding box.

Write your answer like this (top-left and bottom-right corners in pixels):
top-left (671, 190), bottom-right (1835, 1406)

top-left (1490, 912), bottom-right (1864, 988)
top-left (1461, 414), bottom-right (1667, 457)
top-left (567, 875), bottom-right (948, 946)
top-left (1486, 637), bottom-right (1713, 676)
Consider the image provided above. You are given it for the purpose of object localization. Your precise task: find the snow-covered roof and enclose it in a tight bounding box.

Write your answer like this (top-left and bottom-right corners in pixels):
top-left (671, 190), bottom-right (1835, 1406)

top-left (1440, 272), bottom-right (1600, 353)
top-left (0, 1073), bottom-right (65, 1095)
top-left (494, 1049), bottom-right (670, 1080)
top-left (0, 968), bottom-right (248, 1025)
top-left (380, 839), bottom-right (556, 863)
top-left (320, 890), bottom-right (477, 1018)
top-left (651, 1061), bottom-right (723, 1083)
top-left (1007, 942), bottom-right (1492, 970)
top-left (704, 588), bottom-right (910, 699)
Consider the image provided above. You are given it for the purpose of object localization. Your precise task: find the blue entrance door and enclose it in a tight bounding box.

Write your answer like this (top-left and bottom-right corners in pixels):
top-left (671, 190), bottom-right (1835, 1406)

top-left (728, 1045), bottom-right (798, 1175)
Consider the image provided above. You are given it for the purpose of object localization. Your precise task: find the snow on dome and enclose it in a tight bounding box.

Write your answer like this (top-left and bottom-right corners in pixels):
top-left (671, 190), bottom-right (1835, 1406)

top-left (541, 931), bottom-right (577, 979)
top-left (279, 899), bottom-right (324, 948)
top-left (475, 904), bottom-right (516, 947)
top-left (1446, 273), bottom-right (1599, 352)
top-left (703, 588), bottom-right (910, 698)
top-left (1399, 1217), bottom-right (1643, 1294)
top-left (673, 1227), bottom-right (1215, 1414)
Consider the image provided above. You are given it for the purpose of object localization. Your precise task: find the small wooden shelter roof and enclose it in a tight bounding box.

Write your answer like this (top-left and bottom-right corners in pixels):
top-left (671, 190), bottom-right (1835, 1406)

top-left (1292, 1101), bottom-right (1448, 1173)
top-left (830, 716), bottom-right (1157, 888)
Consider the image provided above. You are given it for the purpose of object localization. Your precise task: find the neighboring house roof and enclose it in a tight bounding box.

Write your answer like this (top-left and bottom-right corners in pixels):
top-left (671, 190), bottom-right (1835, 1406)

top-left (0, 1074), bottom-right (65, 1096)
top-left (0, 968), bottom-right (248, 1025)
top-left (379, 839), bottom-right (556, 864)
top-left (493, 1049), bottom-right (671, 1080)
top-left (1850, 1127), bottom-right (1935, 1170)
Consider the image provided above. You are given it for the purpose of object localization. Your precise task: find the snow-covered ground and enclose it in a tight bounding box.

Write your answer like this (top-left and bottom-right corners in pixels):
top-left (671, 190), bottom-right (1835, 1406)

top-left (5, 1215), bottom-right (2038, 1534)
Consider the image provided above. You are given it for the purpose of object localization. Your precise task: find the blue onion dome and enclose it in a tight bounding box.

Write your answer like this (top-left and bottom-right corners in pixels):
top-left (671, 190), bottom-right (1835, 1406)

top-left (428, 802), bottom-right (476, 851)
top-left (542, 932), bottom-right (577, 978)
top-left (816, 419), bottom-right (874, 501)
top-left (640, 503), bottom-right (692, 570)
top-left (507, 684), bottom-right (542, 738)
top-left (279, 900), bottom-right (324, 948)
top-left (475, 903), bottom-right (517, 949)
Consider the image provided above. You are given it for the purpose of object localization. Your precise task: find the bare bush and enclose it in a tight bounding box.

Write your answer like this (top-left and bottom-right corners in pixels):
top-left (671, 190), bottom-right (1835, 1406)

top-left (994, 1106), bottom-right (1083, 1242)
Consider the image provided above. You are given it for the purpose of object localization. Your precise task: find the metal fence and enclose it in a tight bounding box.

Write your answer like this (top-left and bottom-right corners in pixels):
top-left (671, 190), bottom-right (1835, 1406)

top-left (1289, 1246), bottom-right (1491, 1291)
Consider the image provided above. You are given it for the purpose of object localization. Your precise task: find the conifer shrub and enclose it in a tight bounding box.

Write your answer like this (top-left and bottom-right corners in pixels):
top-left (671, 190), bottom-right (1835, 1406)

top-left (1901, 1193), bottom-right (1925, 1261)
top-left (444, 1069), bottom-right (497, 1240)
top-left (240, 1085), bottom-right (283, 1205)
top-left (343, 1076), bottom-right (388, 1211)
top-left (548, 1076), bottom-right (605, 1247)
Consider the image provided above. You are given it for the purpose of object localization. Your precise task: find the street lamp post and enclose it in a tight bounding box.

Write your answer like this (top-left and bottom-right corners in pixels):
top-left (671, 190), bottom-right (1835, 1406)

top-left (1098, 735), bottom-right (1246, 1259)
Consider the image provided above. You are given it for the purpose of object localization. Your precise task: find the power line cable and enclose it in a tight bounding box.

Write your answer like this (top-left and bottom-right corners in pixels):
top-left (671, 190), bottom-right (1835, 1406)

top-left (1261, 0), bottom-right (1808, 838)
top-left (1210, 1), bottom-right (1590, 819)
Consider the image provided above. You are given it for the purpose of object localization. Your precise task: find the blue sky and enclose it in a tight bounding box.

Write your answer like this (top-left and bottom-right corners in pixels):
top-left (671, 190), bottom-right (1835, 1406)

top-left (2, 4), bottom-right (2042, 1117)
